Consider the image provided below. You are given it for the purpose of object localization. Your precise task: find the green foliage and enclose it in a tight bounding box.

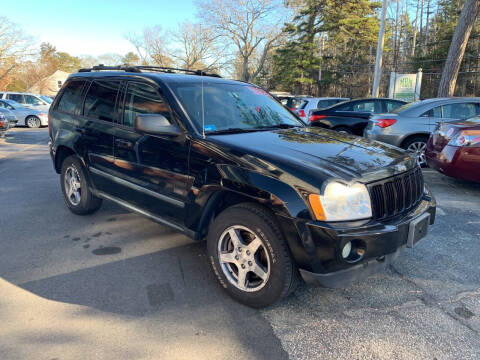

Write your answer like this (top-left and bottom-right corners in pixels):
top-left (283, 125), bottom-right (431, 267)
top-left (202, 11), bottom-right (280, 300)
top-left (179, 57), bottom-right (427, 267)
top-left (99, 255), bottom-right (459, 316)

top-left (273, 0), bottom-right (380, 95)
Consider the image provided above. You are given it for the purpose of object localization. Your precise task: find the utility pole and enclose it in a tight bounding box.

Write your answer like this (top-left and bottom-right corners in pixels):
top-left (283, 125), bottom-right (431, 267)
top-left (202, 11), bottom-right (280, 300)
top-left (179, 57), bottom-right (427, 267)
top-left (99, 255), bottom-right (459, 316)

top-left (372, 0), bottom-right (389, 97)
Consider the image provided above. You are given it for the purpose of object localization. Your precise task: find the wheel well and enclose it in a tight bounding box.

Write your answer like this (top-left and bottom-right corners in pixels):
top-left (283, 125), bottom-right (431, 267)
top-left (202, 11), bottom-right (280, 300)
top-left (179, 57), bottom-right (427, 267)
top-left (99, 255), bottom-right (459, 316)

top-left (54, 146), bottom-right (75, 174)
top-left (195, 190), bottom-right (276, 240)
top-left (400, 134), bottom-right (429, 149)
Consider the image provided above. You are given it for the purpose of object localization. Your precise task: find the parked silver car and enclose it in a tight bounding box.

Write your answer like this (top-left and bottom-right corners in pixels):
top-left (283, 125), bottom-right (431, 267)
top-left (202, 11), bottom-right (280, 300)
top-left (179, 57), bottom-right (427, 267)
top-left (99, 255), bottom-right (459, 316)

top-left (0, 99), bottom-right (49, 127)
top-left (364, 97), bottom-right (480, 166)
top-left (0, 92), bottom-right (52, 112)
top-left (295, 97), bottom-right (350, 121)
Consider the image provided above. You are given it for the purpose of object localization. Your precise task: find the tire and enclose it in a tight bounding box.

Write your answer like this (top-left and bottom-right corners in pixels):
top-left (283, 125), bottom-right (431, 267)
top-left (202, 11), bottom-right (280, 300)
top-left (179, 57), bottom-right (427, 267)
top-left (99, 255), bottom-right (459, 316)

top-left (402, 136), bottom-right (428, 167)
top-left (207, 203), bottom-right (299, 308)
top-left (60, 155), bottom-right (102, 215)
top-left (333, 126), bottom-right (353, 134)
top-left (26, 116), bottom-right (41, 128)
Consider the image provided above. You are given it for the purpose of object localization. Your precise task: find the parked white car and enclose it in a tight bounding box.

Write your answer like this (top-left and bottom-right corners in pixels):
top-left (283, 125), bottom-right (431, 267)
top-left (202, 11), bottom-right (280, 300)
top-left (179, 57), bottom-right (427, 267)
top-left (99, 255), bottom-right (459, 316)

top-left (0, 92), bottom-right (52, 112)
top-left (0, 99), bottom-right (48, 128)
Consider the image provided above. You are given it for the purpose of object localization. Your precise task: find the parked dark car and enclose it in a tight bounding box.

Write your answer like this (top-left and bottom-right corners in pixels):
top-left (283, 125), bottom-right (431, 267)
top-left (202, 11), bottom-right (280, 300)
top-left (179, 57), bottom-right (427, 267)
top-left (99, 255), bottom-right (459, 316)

top-left (309, 98), bottom-right (407, 135)
top-left (49, 65), bottom-right (436, 307)
top-left (426, 117), bottom-right (480, 183)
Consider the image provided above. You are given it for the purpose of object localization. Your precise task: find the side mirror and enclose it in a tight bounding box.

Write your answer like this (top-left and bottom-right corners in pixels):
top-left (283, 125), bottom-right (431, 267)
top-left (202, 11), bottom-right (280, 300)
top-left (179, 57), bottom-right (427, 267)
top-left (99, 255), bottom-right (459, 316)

top-left (134, 114), bottom-right (182, 137)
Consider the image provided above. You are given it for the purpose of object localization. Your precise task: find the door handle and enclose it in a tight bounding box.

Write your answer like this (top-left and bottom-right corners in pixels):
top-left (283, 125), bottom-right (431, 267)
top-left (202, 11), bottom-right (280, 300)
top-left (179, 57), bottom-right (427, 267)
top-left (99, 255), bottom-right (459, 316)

top-left (115, 138), bottom-right (134, 150)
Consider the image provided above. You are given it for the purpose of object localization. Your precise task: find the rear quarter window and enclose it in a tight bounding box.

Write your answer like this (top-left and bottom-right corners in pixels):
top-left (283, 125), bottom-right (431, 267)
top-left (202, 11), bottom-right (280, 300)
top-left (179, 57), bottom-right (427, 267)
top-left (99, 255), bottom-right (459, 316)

top-left (83, 80), bottom-right (120, 122)
top-left (56, 80), bottom-right (86, 114)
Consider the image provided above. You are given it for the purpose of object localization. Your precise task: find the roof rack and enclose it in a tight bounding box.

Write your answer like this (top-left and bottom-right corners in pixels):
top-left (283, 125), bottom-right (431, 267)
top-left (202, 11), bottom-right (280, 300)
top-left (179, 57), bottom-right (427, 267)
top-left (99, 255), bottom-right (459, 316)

top-left (78, 64), bottom-right (222, 78)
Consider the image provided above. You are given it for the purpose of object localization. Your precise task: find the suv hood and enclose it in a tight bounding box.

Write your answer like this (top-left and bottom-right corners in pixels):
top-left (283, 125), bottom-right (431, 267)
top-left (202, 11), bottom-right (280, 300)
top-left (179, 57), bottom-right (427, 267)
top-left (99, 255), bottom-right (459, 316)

top-left (209, 127), bottom-right (416, 183)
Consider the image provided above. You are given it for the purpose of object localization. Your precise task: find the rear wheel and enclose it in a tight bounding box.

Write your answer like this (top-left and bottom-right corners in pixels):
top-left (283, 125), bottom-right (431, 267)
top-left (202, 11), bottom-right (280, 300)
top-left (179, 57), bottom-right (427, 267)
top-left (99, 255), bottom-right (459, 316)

top-left (60, 155), bottom-right (102, 215)
top-left (207, 203), bottom-right (298, 308)
top-left (26, 116), bottom-right (40, 128)
top-left (334, 126), bottom-right (353, 135)
top-left (403, 136), bottom-right (428, 167)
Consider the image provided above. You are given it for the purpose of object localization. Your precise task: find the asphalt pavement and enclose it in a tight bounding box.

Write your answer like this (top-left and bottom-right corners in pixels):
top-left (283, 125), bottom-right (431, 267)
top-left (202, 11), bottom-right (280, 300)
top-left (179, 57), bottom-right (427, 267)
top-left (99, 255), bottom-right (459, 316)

top-left (0, 127), bottom-right (479, 360)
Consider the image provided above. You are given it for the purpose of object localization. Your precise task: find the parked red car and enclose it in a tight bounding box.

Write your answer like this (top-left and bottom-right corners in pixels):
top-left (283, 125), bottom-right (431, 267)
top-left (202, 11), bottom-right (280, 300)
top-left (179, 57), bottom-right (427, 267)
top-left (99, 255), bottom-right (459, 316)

top-left (426, 117), bottom-right (480, 183)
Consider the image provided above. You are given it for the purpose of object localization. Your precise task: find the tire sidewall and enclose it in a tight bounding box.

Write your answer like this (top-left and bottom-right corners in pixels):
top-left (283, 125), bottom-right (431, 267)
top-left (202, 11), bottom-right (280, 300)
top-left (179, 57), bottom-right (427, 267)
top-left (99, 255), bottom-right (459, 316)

top-left (60, 156), bottom-right (92, 214)
top-left (26, 116), bottom-right (39, 128)
top-left (207, 206), bottom-right (290, 307)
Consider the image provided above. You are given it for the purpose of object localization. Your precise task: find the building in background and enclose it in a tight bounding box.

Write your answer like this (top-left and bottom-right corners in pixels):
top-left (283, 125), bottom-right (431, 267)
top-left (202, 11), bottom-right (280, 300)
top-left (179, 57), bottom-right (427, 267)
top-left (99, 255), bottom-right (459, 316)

top-left (28, 70), bottom-right (70, 96)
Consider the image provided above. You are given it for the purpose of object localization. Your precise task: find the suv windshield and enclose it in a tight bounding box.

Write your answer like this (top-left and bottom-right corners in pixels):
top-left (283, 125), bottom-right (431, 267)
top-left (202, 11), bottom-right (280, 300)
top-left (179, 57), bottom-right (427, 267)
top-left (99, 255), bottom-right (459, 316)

top-left (170, 83), bottom-right (304, 133)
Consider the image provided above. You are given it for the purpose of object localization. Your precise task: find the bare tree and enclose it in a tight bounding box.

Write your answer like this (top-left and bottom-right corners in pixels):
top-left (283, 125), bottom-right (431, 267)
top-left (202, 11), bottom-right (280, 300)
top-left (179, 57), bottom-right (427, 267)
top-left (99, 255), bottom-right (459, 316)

top-left (438, 0), bottom-right (480, 96)
top-left (0, 17), bottom-right (34, 82)
top-left (196, 0), bottom-right (287, 81)
top-left (169, 21), bottom-right (223, 70)
top-left (125, 26), bottom-right (173, 67)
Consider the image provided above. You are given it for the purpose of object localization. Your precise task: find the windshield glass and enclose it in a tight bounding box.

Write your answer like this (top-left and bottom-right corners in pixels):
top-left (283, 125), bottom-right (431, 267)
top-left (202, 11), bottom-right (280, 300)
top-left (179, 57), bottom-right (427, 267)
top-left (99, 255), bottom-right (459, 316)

top-left (40, 95), bottom-right (53, 104)
top-left (170, 83), bottom-right (304, 133)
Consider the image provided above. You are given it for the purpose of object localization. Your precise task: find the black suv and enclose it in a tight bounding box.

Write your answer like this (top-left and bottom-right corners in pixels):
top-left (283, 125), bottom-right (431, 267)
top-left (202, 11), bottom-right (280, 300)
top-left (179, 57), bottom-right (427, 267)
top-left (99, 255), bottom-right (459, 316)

top-left (49, 65), bottom-right (436, 307)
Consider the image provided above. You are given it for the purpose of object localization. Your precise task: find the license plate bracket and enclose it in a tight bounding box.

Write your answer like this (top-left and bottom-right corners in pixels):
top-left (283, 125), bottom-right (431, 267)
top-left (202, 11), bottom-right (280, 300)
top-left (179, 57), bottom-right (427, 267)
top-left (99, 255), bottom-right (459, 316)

top-left (407, 213), bottom-right (430, 248)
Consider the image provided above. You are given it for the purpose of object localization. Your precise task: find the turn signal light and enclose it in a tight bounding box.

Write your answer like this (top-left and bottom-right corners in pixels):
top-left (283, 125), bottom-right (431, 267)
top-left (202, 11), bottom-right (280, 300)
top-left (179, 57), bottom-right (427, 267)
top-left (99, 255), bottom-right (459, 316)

top-left (309, 114), bottom-right (327, 122)
top-left (375, 118), bottom-right (397, 128)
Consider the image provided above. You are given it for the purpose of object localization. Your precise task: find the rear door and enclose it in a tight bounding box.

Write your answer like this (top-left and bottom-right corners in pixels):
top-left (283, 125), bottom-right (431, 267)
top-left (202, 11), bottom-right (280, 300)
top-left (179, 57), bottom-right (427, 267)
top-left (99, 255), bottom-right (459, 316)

top-left (112, 80), bottom-right (189, 225)
top-left (81, 79), bottom-right (121, 193)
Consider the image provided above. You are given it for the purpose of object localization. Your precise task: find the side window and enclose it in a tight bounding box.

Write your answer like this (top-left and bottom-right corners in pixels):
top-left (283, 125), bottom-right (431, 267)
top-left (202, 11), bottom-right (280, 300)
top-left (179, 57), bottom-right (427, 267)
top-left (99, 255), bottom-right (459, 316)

top-left (56, 80), bottom-right (86, 114)
top-left (25, 95), bottom-right (44, 106)
top-left (8, 94), bottom-right (24, 104)
top-left (441, 103), bottom-right (478, 119)
top-left (122, 82), bottom-right (172, 127)
top-left (84, 80), bottom-right (120, 122)
top-left (352, 101), bottom-right (375, 112)
top-left (421, 106), bottom-right (442, 117)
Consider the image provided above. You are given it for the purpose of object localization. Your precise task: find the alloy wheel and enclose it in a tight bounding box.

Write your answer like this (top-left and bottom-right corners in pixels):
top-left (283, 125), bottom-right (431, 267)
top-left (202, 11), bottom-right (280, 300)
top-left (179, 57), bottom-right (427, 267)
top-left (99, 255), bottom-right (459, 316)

top-left (27, 117), bottom-right (40, 128)
top-left (217, 225), bottom-right (270, 292)
top-left (64, 165), bottom-right (82, 206)
top-left (407, 141), bottom-right (427, 167)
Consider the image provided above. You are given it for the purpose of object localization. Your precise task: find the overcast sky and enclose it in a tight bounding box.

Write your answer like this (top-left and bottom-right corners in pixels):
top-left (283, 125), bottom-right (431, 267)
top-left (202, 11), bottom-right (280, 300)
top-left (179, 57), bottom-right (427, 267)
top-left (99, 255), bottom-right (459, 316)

top-left (3, 0), bottom-right (197, 56)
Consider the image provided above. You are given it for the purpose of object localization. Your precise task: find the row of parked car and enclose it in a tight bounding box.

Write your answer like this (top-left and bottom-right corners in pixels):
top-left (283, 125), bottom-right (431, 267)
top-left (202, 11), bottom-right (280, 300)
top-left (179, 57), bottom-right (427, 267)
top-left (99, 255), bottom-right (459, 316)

top-left (0, 92), bottom-right (52, 136)
top-left (275, 94), bottom-right (480, 183)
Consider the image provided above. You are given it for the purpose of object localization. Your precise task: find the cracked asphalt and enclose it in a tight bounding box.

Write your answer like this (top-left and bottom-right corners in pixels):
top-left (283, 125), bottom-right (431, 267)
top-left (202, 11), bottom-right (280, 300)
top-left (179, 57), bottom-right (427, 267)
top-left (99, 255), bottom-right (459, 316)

top-left (0, 127), bottom-right (479, 360)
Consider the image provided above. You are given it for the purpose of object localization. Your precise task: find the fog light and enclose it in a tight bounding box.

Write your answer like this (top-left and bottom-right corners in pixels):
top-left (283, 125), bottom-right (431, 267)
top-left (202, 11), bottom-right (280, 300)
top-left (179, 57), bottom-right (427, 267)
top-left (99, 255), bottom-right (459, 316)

top-left (342, 241), bottom-right (352, 259)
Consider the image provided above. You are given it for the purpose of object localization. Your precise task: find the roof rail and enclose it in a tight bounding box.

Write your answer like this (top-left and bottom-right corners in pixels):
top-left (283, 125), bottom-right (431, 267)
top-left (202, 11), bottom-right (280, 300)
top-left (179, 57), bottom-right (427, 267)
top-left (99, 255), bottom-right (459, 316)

top-left (77, 64), bottom-right (221, 78)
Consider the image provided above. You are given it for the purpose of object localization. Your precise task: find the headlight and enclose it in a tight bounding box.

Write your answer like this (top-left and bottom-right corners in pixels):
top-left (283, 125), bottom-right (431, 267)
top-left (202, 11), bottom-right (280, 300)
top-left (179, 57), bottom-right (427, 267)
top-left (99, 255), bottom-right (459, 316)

top-left (308, 181), bottom-right (372, 221)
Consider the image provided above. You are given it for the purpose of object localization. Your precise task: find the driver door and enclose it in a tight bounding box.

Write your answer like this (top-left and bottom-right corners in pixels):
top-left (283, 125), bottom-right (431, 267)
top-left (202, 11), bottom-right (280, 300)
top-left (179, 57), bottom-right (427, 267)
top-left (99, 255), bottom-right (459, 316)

top-left (112, 80), bottom-right (190, 225)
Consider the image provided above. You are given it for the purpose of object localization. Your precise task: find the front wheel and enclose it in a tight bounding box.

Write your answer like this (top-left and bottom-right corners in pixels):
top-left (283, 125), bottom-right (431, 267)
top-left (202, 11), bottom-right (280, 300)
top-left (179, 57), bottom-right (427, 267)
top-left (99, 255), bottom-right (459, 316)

top-left (60, 155), bottom-right (102, 215)
top-left (207, 203), bottom-right (298, 308)
top-left (26, 116), bottom-right (41, 128)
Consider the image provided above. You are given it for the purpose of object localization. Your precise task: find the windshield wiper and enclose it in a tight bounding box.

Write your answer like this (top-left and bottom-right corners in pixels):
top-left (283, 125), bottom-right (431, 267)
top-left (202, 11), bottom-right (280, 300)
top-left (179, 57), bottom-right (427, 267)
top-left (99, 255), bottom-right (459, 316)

top-left (206, 128), bottom-right (264, 135)
top-left (256, 124), bottom-right (302, 130)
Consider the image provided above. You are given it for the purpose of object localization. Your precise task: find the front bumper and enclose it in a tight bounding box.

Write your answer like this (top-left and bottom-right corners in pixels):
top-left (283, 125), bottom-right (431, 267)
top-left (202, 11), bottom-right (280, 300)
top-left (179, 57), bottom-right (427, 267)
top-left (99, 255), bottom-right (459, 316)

top-left (297, 194), bottom-right (436, 288)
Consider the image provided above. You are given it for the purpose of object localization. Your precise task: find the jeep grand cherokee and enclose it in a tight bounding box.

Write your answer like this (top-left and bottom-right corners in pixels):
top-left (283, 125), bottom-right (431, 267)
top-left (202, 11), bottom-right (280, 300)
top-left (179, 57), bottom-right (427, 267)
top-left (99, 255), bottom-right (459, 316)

top-left (48, 65), bottom-right (436, 308)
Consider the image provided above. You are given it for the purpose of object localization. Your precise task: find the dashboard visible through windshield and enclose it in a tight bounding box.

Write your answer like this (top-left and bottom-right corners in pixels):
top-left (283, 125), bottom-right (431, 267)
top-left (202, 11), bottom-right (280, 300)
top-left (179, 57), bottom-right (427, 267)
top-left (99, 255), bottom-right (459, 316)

top-left (170, 83), bottom-right (305, 134)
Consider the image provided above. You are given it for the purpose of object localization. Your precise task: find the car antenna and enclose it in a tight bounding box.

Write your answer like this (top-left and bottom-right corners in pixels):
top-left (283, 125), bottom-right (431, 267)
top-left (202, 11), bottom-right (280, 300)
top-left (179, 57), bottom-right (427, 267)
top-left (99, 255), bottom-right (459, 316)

top-left (201, 70), bottom-right (205, 139)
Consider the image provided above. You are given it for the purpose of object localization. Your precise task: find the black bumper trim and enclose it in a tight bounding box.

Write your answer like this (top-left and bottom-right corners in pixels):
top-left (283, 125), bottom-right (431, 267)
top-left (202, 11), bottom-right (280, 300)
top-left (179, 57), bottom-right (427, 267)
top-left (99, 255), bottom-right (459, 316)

top-left (299, 245), bottom-right (405, 288)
